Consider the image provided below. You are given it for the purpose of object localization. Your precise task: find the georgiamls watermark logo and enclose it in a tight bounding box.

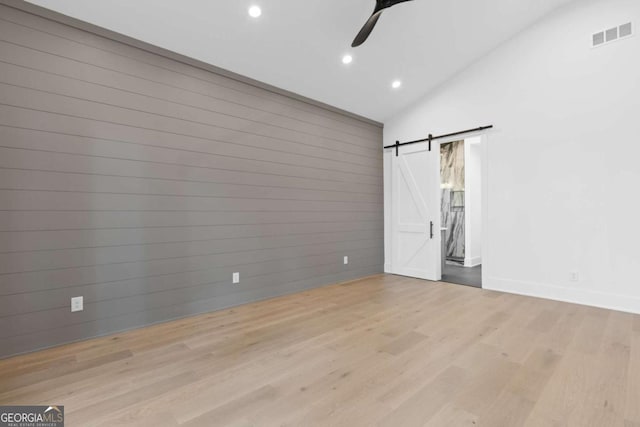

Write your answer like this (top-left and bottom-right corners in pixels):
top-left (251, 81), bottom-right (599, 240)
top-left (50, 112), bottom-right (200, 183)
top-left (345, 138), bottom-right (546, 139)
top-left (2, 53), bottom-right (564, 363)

top-left (0, 405), bottom-right (64, 427)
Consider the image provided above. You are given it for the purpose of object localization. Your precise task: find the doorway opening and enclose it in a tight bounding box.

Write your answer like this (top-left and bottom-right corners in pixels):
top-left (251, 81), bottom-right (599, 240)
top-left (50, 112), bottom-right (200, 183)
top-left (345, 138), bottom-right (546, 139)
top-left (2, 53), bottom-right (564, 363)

top-left (440, 136), bottom-right (482, 288)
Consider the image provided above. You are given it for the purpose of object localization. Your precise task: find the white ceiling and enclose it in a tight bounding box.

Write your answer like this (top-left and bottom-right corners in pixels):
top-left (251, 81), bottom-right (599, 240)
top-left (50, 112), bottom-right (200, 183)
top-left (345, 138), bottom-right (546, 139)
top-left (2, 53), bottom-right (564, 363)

top-left (26, 0), bottom-right (575, 122)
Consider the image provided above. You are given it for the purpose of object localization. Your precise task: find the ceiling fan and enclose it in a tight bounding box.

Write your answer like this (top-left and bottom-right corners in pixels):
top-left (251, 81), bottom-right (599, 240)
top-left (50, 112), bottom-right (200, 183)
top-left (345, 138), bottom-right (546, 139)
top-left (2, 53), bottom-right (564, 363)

top-left (351, 0), bottom-right (414, 47)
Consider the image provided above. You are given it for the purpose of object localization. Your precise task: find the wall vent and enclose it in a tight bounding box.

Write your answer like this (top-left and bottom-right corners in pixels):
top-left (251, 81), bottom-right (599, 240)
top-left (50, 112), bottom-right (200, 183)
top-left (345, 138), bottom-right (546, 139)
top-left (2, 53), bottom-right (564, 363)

top-left (619, 22), bottom-right (633, 38)
top-left (592, 22), bottom-right (633, 48)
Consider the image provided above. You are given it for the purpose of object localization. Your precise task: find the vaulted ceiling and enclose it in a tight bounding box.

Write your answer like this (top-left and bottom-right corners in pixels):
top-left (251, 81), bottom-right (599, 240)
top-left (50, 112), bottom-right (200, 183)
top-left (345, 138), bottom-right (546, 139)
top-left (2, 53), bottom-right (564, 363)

top-left (26, 0), bottom-right (576, 121)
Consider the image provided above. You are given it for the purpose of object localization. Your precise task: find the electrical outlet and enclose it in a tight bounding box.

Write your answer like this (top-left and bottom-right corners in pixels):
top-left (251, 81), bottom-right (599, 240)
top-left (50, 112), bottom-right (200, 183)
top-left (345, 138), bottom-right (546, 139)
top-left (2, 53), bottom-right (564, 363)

top-left (232, 272), bottom-right (240, 284)
top-left (71, 296), bottom-right (83, 312)
top-left (343, 256), bottom-right (349, 265)
top-left (570, 272), bottom-right (579, 282)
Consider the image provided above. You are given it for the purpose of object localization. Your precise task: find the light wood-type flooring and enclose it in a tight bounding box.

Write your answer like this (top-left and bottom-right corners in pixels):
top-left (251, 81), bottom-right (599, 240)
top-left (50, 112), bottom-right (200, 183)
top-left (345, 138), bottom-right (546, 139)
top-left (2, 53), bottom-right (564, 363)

top-left (1, 274), bottom-right (639, 426)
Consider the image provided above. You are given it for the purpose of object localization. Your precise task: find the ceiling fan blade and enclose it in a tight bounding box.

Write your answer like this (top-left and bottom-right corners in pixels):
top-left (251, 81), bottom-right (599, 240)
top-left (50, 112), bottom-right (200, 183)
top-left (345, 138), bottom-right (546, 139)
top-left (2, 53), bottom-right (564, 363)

top-left (383, 0), bottom-right (414, 8)
top-left (351, 11), bottom-right (383, 47)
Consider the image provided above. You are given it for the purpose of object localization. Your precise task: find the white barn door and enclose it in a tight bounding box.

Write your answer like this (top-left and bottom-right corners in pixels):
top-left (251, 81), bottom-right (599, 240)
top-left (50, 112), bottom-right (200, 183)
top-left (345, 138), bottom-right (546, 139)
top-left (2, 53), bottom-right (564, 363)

top-left (390, 142), bottom-right (441, 281)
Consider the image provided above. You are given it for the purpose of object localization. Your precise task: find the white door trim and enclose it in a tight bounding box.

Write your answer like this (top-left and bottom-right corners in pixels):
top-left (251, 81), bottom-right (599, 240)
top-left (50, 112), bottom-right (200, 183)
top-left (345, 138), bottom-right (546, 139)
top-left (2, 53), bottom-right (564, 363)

top-left (384, 128), bottom-right (492, 287)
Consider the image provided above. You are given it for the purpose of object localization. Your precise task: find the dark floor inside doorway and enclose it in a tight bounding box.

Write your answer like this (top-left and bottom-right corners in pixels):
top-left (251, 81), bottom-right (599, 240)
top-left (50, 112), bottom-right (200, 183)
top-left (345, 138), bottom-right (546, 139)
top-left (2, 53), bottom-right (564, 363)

top-left (441, 262), bottom-right (482, 288)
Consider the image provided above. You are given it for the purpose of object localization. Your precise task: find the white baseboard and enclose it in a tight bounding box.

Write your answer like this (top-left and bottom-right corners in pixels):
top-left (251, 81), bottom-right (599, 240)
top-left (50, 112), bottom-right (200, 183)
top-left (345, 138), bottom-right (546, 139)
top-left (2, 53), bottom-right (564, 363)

top-left (484, 276), bottom-right (640, 315)
top-left (464, 256), bottom-right (482, 267)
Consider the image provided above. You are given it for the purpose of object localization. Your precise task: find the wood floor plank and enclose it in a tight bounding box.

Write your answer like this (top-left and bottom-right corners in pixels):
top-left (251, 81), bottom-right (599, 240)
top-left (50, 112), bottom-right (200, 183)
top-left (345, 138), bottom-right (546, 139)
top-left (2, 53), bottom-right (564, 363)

top-left (526, 306), bottom-right (563, 333)
top-left (68, 371), bottom-right (202, 427)
top-left (0, 274), bottom-right (638, 426)
top-left (423, 403), bottom-right (478, 427)
top-left (453, 343), bottom-right (521, 415)
top-left (567, 312), bottom-right (632, 427)
top-left (378, 366), bottom-right (471, 427)
top-left (374, 307), bottom-right (511, 410)
top-left (626, 328), bottom-right (640, 423)
top-left (98, 411), bottom-right (179, 427)
top-left (378, 331), bottom-right (428, 356)
top-left (181, 385), bottom-right (278, 426)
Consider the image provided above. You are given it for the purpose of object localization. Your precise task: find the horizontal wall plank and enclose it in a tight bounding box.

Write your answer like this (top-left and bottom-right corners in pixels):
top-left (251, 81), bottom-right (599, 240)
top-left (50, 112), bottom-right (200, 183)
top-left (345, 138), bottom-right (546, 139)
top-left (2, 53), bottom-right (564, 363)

top-left (1, 259), bottom-right (382, 339)
top-left (0, 139), bottom-right (380, 195)
top-left (0, 7), bottom-right (382, 138)
top-left (0, 231), bottom-right (382, 274)
top-left (0, 190), bottom-right (382, 212)
top-left (0, 211), bottom-right (383, 232)
top-left (0, 106), bottom-right (382, 186)
top-left (0, 248), bottom-right (383, 317)
top-left (0, 22), bottom-right (381, 155)
top-left (0, 3), bottom-right (383, 358)
top-left (1, 266), bottom-right (381, 356)
top-left (0, 84), bottom-right (381, 175)
top-left (0, 58), bottom-right (381, 166)
top-left (0, 240), bottom-right (380, 296)
top-left (0, 221), bottom-right (381, 253)
top-left (0, 55), bottom-right (381, 157)
top-left (0, 169), bottom-right (380, 204)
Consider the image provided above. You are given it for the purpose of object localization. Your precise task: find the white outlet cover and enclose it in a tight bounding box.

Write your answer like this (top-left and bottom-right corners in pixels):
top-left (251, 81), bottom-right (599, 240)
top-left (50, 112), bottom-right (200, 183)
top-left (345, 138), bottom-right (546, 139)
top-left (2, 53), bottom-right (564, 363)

top-left (71, 296), bottom-right (83, 312)
top-left (570, 272), bottom-right (579, 282)
top-left (344, 256), bottom-right (349, 265)
top-left (233, 272), bottom-right (240, 284)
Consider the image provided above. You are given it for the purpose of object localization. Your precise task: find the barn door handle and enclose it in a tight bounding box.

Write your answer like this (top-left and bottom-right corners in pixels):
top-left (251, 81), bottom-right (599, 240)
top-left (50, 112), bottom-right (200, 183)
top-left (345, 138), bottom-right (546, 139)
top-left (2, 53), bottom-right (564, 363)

top-left (430, 221), bottom-right (434, 239)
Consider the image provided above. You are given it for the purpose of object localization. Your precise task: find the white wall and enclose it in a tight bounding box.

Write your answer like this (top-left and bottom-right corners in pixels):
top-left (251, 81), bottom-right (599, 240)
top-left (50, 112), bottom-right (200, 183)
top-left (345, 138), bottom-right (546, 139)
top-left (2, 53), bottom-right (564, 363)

top-left (384, 0), bottom-right (640, 314)
top-left (464, 137), bottom-right (482, 267)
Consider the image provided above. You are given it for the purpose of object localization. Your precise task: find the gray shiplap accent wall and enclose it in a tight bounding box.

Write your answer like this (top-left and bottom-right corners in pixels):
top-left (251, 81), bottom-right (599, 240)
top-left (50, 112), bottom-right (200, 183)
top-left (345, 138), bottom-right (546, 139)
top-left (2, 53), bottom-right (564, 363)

top-left (0, 3), bottom-right (383, 358)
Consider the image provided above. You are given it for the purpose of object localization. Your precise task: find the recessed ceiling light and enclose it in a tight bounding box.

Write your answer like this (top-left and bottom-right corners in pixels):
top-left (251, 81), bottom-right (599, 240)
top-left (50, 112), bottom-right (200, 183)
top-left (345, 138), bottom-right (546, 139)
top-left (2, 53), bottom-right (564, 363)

top-left (391, 80), bottom-right (402, 89)
top-left (342, 54), bottom-right (353, 65)
top-left (248, 5), bottom-right (262, 18)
